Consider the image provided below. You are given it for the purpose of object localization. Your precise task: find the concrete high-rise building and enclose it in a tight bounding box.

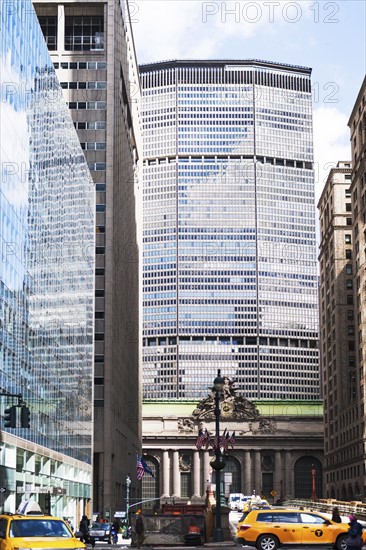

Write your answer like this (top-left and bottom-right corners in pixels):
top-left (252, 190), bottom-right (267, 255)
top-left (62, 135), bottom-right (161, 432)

top-left (0, 0), bottom-right (94, 520)
top-left (33, 0), bottom-right (142, 518)
top-left (348, 77), bottom-right (366, 502)
top-left (318, 76), bottom-right (366, 501)
top-left (318, 161), bottom-right (354, 500)
top-left (140, 60), bottom-right (319, 401)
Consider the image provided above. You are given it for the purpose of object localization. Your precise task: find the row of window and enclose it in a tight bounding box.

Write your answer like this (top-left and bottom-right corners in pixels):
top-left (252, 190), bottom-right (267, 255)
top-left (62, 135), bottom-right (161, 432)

top-left (74, 121), bottom-right (106, 130)
top-left (61, 81), bottom-right (107, 90)
top-left (55, 61), bottom-right (107, 70)
top-left (80, 142), bottom-right (106, 150)
top-left (67, 101), bottom-right (106, 110)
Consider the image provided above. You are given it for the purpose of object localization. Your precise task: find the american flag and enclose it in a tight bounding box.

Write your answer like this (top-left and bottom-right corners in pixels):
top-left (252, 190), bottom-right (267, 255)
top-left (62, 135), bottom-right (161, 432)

top-left (137, 455), bottom-right (155, 480)
top-left (196, 428), bottom-right (207, 450)
top-left (141, 456), bottom-right (155, 477)
top-left (219, 428), bottom-right (228, 449)
top-left (221, 431), bottom-right (231, 452)
top-left (228, 431), bottom-right (235, 449)
top-left (137, 456), bottom-right (145, 480)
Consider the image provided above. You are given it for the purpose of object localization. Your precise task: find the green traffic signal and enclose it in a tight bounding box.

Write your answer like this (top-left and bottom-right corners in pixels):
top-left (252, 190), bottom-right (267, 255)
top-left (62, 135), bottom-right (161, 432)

top-left (4, 405), bottom-right (16, 428)
top-left (20, 406), bottom-right (31, 429)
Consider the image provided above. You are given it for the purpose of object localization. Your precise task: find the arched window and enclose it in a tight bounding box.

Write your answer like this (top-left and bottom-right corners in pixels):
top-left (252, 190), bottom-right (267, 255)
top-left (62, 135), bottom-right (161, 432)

top-left (141, 456), bottom-right (159, 510)
top-left (294, 457), bottom-right (322, 499)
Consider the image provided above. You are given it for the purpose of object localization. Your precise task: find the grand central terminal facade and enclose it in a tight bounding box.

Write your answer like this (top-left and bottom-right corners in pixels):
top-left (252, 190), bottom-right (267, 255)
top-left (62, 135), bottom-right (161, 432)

top-left (141, 382), bottom-right (324, 504)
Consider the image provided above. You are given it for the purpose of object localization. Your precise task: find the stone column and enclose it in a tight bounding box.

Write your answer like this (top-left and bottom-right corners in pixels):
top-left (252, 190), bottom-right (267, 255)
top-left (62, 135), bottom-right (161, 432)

top-left (254, 451), bottom-right (262, 495)
top-left (172, 450), bottom-right (181, 498)
top-left (274, 451), bottom-right (283, 499)
top-left (203, 451), bottom-right (211, 497)
top-left (57, 5), bottom-right (65, 53)
top-left (243, 451), bottom-right (252, 495)
top-left (284, 451), bottom-right (292, 499)
top-left (192, 450), bottom-right (200, 498)
top-left (161, 450), bottom-right (170, 498)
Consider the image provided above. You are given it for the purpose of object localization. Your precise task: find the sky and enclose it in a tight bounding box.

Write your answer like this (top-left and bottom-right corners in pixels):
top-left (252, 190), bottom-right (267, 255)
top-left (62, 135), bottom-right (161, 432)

top-left (130, 0), bottom-right (366, 214)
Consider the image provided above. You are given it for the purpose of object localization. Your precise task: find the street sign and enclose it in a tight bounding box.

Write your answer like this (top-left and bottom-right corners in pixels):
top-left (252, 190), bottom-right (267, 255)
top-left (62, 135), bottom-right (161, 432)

top-left (0, 488), bottom-right (6, 493)
top-left (114, 511), bottom-right (126, 518)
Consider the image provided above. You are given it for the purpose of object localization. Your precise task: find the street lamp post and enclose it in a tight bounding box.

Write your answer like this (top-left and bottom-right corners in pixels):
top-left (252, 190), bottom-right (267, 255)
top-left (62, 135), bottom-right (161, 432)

top-left (126, 475), bottom-right (131, 524)
top-left (211, 369), bottom-right (225, 543)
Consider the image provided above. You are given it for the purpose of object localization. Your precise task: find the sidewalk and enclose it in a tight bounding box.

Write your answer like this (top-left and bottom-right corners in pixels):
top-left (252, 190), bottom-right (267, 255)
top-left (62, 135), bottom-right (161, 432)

top-left (152, 542), bottom-right (237, 549)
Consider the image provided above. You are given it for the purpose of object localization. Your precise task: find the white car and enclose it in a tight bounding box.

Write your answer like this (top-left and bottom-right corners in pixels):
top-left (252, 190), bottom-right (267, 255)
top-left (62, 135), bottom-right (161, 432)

top-left (229, 494), bottom-right (251, 511)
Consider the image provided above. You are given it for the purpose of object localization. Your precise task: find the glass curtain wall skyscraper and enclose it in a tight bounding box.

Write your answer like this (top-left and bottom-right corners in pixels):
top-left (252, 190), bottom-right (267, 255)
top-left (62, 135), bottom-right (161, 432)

top-left (140, 60), bottom-right (319, 400)
top-left (0, 0), bottom-right (94, 515)
top-left (33, 0), bottom-right (142, 517)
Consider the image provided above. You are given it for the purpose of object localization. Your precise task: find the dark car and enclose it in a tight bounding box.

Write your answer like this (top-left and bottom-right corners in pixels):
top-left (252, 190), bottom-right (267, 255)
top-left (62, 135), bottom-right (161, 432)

top-left (89, 522), bottom-right (112, 543)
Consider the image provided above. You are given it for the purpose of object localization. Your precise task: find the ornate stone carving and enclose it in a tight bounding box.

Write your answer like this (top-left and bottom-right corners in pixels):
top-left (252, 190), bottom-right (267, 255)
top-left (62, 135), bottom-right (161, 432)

top-left (177, 418), bottom-right (195, 433)
top-left (179, 453), bottom-right (191, 472)
top-left (258, 418), bottom-right (277, 434)
top-left (191, 377), bottom-right (260, 421)
top-left (261, 452), bottom-right (275, 470)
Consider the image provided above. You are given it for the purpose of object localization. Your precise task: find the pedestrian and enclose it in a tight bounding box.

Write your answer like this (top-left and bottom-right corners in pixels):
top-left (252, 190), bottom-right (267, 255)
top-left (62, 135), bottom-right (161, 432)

top-left (349, 515), bottom-right (363, 535)
top-left (79, 515), bottom-right (94, 547)
top-left (332, 507), bottom-right (342, 523)
top-left (345, 515), bottom-right (363, 550)
top-left (135, 511), bottom-right (145, 549)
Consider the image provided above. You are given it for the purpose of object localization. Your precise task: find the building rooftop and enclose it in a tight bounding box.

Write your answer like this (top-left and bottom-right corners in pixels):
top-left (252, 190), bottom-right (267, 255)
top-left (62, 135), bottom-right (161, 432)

top-left (139, 58), bottom-right (312, 75)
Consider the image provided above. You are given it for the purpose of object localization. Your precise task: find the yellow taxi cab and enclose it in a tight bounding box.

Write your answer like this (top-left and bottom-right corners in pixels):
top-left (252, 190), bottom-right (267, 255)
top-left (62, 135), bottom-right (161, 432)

top-left (236, 508), bottom-right (362, 550)
top-left (242, 498), bottom-right (271, 513)
top-left (0, 513), bottom-right (86, 550)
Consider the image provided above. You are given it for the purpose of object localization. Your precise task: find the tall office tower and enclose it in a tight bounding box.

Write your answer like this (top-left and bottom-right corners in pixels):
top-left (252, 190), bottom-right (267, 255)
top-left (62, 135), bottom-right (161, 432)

top-left (318, 161), bottom-right (354, 500)
top-left (33, 0), bottom-right (142, 517)
top-left (140, 60), bottom-right (319, 400)
top-left (341, 76), bottom-right (366, 502)
top-left (0, 0), bottom-right (94, 517)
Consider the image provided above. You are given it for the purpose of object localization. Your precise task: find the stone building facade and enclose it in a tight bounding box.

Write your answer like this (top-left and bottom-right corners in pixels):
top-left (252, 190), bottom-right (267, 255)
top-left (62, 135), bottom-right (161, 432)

top-left (141, 383), bottom-right (324, 504)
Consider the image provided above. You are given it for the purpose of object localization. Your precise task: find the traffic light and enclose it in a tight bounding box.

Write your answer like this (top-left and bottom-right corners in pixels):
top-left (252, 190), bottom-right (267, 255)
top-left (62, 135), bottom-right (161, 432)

top-left (4, 405), bottom-right (16, 428)
top-left (20, 406), bottom-right (30, 428)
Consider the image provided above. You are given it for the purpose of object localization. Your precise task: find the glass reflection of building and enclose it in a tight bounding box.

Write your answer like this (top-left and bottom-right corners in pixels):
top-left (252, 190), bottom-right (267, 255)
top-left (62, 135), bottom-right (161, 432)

top-left (0, 0), bottom-right (94, 515)
top-left (140, 60), bottom-right (319, 400)
top-left (33, 0), bottom-right (142, 517)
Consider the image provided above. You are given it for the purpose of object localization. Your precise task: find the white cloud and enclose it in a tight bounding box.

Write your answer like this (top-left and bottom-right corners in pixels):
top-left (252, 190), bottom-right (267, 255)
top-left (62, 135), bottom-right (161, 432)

top-left (313, 105), bottom-right (351, 203)
top-left (132, 0), bottom-right (293, 63)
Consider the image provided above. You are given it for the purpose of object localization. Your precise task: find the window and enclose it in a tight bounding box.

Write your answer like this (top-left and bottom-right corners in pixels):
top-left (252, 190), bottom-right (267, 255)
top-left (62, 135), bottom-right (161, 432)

top-left (346, 249), bottom-right (352, 259)
top-left (271, 512), bottom-right (299, 523)
top-left (345, 235), bottom-right (352, 243)
top-left (299, 513), bottom-right (325, 524)
top-left (38, 16), bottom-right (57, 50)
top-left (346, 265), bottom-right (353, 275)
top-left (346, 279), bottom-right (353, 289)
top-left (180, 472), bottom-right (191, 498)
top-left (65, 16), bottom-right (104, 51)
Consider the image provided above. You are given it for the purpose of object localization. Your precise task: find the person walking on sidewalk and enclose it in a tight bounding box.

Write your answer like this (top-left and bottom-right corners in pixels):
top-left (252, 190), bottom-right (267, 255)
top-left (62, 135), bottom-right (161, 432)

top-left (135, 511), bottom-right (145, 549)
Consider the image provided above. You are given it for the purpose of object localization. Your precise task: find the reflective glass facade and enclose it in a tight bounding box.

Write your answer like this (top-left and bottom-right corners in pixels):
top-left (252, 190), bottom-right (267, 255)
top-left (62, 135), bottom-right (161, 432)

top-left (0, 0), bottom-right (94, 462)
top-left (141, 60), bottom-right (319, 400)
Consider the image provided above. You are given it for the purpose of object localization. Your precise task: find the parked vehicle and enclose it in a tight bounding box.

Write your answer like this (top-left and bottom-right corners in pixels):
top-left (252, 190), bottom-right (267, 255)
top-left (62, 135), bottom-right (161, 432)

top-left (0, 513), bottom-right (86, 550)
top-left (229, 493), bottom-right (250, 511)
top-left (242, 497), bottom-right (270, 513)
top-left (236, 508), bottom-right (364, 550)
top-left (88, 522), bottom-right (112, 544)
